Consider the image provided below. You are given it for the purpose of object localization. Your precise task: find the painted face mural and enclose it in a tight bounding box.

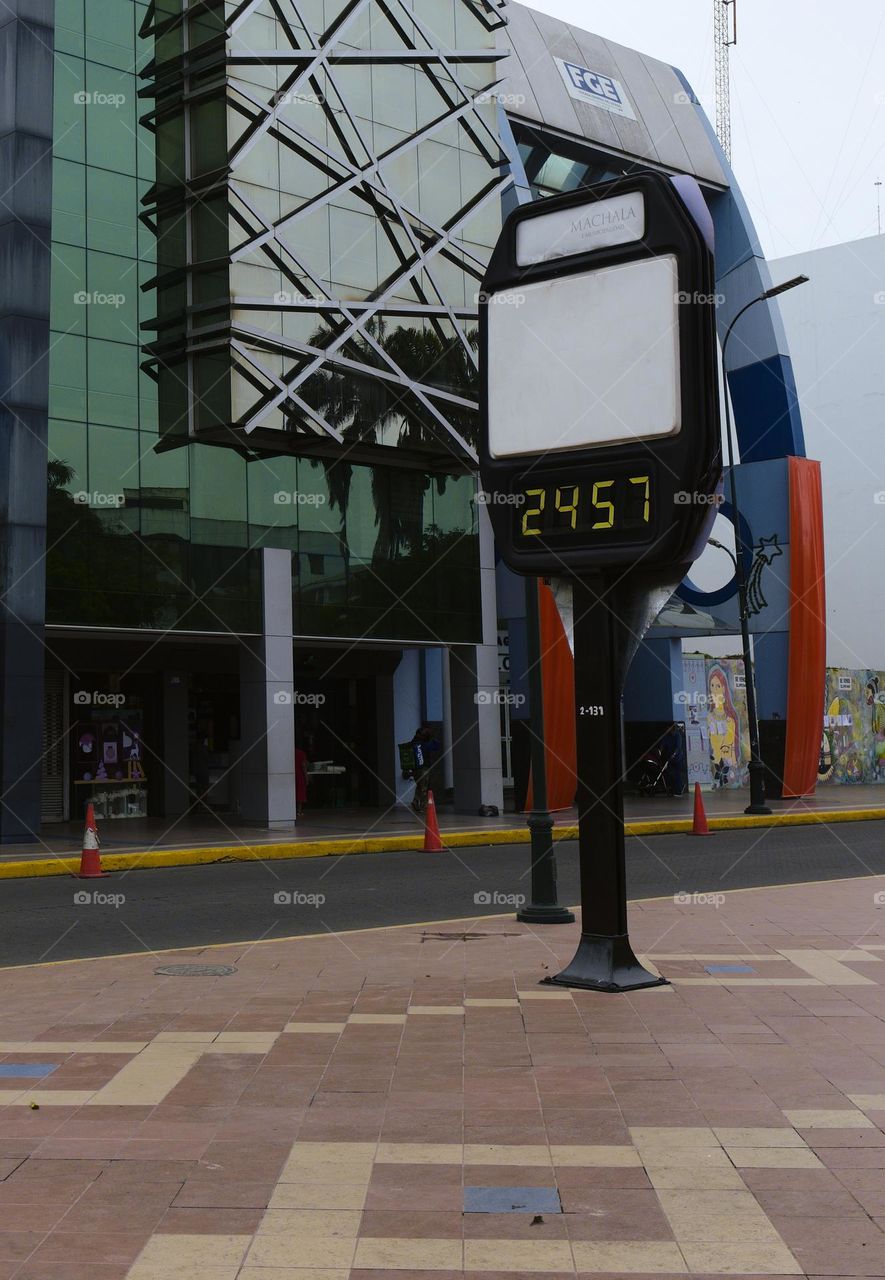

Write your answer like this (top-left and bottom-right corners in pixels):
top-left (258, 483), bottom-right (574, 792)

top-left (707, 666), bottom-right (739, 771)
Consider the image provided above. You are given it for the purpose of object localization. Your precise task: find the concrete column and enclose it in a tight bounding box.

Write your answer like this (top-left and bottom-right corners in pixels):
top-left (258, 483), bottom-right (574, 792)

top-left (441, 647), bottom-right (454, 791)
top-left (162, 672), bottom-right (190, 817)
top-left (374, 673), bottom-right (397, 809)
top-left (450, 504), bottom-right (504, 814)
top-left (0, 0), bottom-right (54, 842)
top-left (239, 548), bottom-right (296, 828)
top-left (393, 649), bottom-right (421, 808)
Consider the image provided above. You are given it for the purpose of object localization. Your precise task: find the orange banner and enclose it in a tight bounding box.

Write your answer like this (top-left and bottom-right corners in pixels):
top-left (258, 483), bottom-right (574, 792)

top-left (525, 581), bottom-right (577, 811)
top-left (782, 457), bottom-right (826, 797)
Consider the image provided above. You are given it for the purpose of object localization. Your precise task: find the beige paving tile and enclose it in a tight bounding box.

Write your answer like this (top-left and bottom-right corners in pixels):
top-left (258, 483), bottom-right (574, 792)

top-left (777, 948), bottom-right (876, 985)
top-left (284, 1022), bottom-right (346, 1034)
top-left (631, 1126), bottom-right (718, 1148)
top-left (517, 990), bottom-right (573, 1000)
top-left (849, 1093), bottom-right (885, 1111)
top-left (464, 1143), bottom-right (551, 1165)
top-left (679, 1241), bottom-right (802, 1274)
top-left (128, 1266), bottom-right (235, 1280)
top-left (280, 1142), bottom-right (376, 1181)
top-left (783, 1107), bottom-right (873, 1128)
top-left (647, 1165), bottom-right (746, 1189)
top-left (727, 1146), bottom-right (824, 1168)
top-left (246, 1237), bottom-right (357, 1269)
top-left (376, 1142), bottom-right (462, 1164)
top-left (465, 1239), bottom-right (574, 1272)
top-left (87, 1043), bottom-right (203, 1105)
top-left (268, 1183), bottom-right (369, 1210)
top-left (657, 1189), bottom-right (764, 1216)
top-left (203, 1041), bottom-right (273, 1055)
top-left (464, 998), bottom-right (520, 1007)
top-left (239, 1271), bottom-right (349, 1280)
top-left (214, 1031), bottom-right (279, 1044)
top-left (284, 1142), bottom-right (377, 1161)
top-left (821, 949), bottom-right (883, 961)
top-left (347, 1013), bottom-right (406, 1024)
top-left (353, 1238), bottom-right (462, 1270)
top-left (713, 1126), bottom-right (804, 1147)
top-left (407, 1006), bottom-right (465, 1015)
top-left (279, 1161), bottom-right (374, 1184)
top-left (665, 1211), bottom-right (782, 1243)
top-left (256, 1209), bottom-right (362, 1237)
top-left (551, 1144), bottom-right (642, 1167)
top-left (571, 1241), bottom-right (687, 1273)
top-left (153, 1031), bottom-right (219, 1042)
top-left (642, 1147), bottom-right (735, 1170)
top-left (128, 1233), bottom-right (252, 1280)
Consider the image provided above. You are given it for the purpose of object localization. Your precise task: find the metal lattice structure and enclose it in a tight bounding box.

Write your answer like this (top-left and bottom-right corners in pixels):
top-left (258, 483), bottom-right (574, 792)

top-left (713, 0), bottom-right (736, 164)
top-left (140, 0), bottom-right (512, 470)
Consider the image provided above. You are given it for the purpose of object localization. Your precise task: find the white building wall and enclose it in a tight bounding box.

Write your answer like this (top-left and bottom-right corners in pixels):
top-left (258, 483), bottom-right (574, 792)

top-left (772, 234), bottom-right (885, 671)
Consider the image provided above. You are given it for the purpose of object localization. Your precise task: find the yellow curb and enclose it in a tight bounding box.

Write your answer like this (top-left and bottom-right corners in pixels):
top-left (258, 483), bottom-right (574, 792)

top-left (1, 806), bottom-right (884, 881)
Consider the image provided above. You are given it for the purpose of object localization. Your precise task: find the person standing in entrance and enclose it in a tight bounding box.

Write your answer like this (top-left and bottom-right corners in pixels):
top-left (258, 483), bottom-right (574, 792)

top-left (294, 743), bottom-right (309, 819)
top-left (410, 723), bottom-right (440, 816)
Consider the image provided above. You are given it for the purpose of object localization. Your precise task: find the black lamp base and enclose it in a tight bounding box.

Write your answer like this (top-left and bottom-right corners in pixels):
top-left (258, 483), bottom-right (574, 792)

top-left (544, 932), bottom-right (668, 993)
top-left (517, 904), bottom-right (576, 925)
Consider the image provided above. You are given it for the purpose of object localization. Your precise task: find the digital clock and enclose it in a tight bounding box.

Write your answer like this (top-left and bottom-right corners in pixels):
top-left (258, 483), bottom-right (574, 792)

top-left (514, 463), bottom-right (657, 549)
top-left (478, 170), bottom-right (721, 577)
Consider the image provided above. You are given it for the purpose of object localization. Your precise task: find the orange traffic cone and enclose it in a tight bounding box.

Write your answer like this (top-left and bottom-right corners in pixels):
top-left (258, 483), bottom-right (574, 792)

top-left (78, 802), bottom-right (108, 877)
top-left (423, 790), bottom-right (444, 852)
top-left (691, 782), bottom-right (711, 836)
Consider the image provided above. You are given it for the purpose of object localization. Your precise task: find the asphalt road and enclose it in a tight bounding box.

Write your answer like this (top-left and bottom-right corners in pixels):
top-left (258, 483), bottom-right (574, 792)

top-left (2, 819), bottom-right (884, 968)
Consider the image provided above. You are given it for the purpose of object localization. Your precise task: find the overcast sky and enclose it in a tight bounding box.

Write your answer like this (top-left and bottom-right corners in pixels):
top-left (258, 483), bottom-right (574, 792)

top-left (523, 0), bottom-right (885, 261)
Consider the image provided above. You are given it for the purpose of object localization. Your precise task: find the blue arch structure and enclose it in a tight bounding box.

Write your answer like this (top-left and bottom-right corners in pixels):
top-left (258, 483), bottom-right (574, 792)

top-left (495, 79), bottom-right (815, 774)
top-left (671, 69), bottom-right (806, 466)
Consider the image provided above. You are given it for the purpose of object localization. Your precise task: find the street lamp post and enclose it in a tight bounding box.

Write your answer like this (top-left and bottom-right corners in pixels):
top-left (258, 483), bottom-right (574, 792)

top-left (718, 274), bottom-right (809, 815)
top-left (516, 576), bottom-right (575, 925)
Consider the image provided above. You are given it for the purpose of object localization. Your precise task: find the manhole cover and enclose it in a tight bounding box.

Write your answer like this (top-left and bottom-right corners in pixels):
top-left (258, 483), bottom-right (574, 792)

top-left (154, 964), bottom-right (237, 977)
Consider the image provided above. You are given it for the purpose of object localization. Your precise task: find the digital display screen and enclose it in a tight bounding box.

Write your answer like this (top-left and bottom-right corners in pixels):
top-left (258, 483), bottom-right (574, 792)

top-left (513, 463), bottom-right (657, 548)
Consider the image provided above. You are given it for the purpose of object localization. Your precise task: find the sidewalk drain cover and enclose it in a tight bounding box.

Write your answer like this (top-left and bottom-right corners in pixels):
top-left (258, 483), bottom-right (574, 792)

top-left (154, 964), bottom-right (237, 977)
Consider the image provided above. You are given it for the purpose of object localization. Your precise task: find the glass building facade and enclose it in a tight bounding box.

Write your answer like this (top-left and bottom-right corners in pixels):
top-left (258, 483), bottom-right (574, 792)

top-left (25, 0), bottom-right (510, 830)
top-left (47, 0), bottom-right (505, 646)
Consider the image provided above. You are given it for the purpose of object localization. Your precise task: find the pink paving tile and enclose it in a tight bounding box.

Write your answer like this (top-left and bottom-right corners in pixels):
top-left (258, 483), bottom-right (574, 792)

top-left (17, 1230), bottom-right (149, 1267)
top-left (4, 878), bottom-right (885, 1274)
top-left (172, 1179), bottom-right (277, 1207)
top-left (12, 1267), bottom-right (129, 1280)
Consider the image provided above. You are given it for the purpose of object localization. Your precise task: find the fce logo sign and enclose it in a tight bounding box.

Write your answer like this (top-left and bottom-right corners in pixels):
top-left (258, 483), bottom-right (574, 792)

top-left (554, 57), bottom-right (637, 121)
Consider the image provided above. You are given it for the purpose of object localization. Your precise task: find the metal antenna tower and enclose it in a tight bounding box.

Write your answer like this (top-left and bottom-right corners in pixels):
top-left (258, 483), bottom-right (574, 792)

top-left (714, 0), bottom-right (737, 162)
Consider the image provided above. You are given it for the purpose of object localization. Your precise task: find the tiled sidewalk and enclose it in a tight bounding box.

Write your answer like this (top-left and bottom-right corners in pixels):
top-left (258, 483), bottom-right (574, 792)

top-left (3, 879), bottom-right (885, 1276)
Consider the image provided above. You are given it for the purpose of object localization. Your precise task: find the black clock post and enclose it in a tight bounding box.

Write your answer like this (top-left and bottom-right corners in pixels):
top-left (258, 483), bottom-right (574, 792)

top-left (479, 171), bottom-right (723, 993)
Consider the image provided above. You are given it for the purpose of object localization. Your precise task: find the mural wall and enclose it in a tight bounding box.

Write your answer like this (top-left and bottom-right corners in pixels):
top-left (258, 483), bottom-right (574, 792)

top-left (681, 654), bottom-right (750, 791)
top-left (818, 669), bottom-right (885, 785)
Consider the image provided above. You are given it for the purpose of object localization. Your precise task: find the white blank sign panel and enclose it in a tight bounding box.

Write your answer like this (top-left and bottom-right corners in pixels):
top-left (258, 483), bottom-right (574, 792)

top-left (487, 255), bottom-right (681, 459)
